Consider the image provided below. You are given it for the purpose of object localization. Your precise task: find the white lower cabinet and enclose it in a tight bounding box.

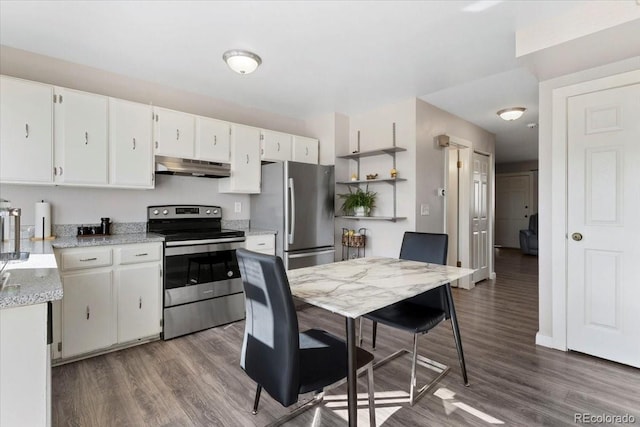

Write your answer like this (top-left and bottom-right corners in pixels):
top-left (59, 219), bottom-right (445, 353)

top-left (116, 263), bottom-right (161, 343)
top-left (61, 269), bottom-right (114, 358)
top-left (53, 242), bottom-right (162, 363)
top-left (246, 234), bottom-right (276, 255)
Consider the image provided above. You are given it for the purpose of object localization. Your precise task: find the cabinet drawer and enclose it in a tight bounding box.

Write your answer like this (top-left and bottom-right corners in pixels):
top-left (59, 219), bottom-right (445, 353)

top-left (118, 243), bottom-right (162, 265)
top-left (61, 248), bottom-right (112, 271)
top-left (246, 234), bottom-right (275, 252)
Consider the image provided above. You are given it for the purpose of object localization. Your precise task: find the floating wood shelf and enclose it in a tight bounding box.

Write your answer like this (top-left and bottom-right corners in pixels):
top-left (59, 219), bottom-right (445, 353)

top-left (337, 146), bottom-right (407, 160)
top-left (336, 178), bottom-right (407, 185)
top-left (336, 216), bottom-right (406, 222)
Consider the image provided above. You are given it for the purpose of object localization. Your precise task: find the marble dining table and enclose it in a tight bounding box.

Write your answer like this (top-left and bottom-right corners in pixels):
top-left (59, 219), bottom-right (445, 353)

top-left (286, 256), bottom-right (475, 427)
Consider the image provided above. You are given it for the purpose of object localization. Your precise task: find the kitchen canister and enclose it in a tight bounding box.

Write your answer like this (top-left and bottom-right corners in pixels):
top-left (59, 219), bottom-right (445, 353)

top-left (34, 200), bottom-right (52, 239)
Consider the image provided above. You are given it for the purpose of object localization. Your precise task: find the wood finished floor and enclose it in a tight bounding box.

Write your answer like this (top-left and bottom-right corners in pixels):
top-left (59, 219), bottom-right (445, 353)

top-left (52, 249), bottom-right (640, 426)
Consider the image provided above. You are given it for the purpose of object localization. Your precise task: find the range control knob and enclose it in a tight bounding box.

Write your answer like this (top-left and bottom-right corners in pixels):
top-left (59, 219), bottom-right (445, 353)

top-left (162, 209), bottom-right (169, 215)
top-left (205, 209), bottom-right (211, 215)
top-left (152, 209), bottom-right (159, 215)
top-left (213, 209), bottom-right (219, 215)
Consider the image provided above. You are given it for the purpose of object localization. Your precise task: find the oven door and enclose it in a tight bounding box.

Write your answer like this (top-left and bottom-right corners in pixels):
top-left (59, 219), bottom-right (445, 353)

top-left (164, 239), bottom-right (245, 307)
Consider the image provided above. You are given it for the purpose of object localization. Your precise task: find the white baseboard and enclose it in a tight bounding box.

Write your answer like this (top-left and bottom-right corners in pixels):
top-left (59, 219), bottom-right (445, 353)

top-left (490, 272), bottom-right (496, 280)
top-left (535, 332), bottom-right (559, 349)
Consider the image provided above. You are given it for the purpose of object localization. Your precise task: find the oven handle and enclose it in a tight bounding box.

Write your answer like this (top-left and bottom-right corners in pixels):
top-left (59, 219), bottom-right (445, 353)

top-left (165, 236), bottom-right (246, 247)
top-left (165, 240), bottom-right (246, 256)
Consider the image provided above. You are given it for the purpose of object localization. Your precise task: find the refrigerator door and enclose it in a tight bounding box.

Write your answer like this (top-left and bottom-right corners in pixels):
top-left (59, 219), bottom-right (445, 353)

top-left (285, 247), bottom-right (336, 270)
top-left (284, 162), bottom-right (334, 252)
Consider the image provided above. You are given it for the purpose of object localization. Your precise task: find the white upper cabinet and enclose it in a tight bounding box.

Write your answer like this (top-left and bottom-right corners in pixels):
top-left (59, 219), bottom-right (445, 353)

top-left (54, 87), bottom-right (109, 185)
top-left (218, 124), bottom-right (261, 193)
top-left (153, 107), bottom-right (195, 158)
top-left (261, 129), bottom-right (292, 162)
top-left (292, 135), bottom-right (319, 164)
top-left (109, 98), bottom-right (154, 188)
top-left (0, 76), bottom-right (54, 184)
top-left (195, 116), bottom-right (230, 162)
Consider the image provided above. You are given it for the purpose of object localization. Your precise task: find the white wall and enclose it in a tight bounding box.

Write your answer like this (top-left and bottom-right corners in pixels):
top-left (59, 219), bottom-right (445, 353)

top-left (0, 175), bottom-right (249, 226)
top-left (537, 56), bottom-right (640, 345)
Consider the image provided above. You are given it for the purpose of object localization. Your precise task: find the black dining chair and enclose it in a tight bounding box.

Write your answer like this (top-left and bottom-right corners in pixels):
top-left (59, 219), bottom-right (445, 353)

top-left (359, 232), bottom-right (469, 405)
top-left (236, 248), bottom-right (376, 426)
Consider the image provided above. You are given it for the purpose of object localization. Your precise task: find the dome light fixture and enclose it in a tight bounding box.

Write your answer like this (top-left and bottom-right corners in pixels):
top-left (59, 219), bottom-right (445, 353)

top-left (222, 50), bottom-right (262, 74)
top-left (497, 107), bottom-right (526, 121)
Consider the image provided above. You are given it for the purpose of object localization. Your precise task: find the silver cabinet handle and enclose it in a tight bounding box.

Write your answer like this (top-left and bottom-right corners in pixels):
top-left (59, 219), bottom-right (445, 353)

top-left (25, 123), bottom-right (29, 138)
top-left (214, 135), bottom-right (217, 146)
top-left (59, 166), bottom-right (63, 176)
top-left (135, 253), bottom-right (148, 257)
top-left (246, 154), bottom-right (249, 164)
top-left (80, 257), bottom-right (97, 262)
top-left (176, 129), bottom-right (180, 140)
top-left (139, 297), bottom-right (142, 309)
top-left (277, 142), bottom-right (280, 152)
top-left (155, 141), bottom-right (159, 149)
top-left (305, 147), bottom-right (309, 156)
top-left (133, 137), bottom-right (136, 150)
top-left (85, 131), bottom-right (88, 145)
top-left (86, 306), bottom-right (90, 320)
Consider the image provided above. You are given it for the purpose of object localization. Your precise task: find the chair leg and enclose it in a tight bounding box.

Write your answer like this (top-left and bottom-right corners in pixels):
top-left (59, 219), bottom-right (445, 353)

top-left (372, 320), bottom-right (378, 349)
top-left (409, 333), bottom-right (419, 406)
top-left (252, 384), bottom-right (262, 415)
top-left (367, 364), bottom-right (376, 427)
top-left (445, 284), bottom-right (469, 386)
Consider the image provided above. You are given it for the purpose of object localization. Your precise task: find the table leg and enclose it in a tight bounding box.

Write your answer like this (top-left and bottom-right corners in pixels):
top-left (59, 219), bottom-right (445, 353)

top-left (346, 316), bottom-right (358, 427)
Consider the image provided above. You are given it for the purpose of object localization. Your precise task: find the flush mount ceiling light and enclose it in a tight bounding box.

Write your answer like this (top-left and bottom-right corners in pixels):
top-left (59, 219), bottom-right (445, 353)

top-left (497, 107), bottom-right (526, 121)
top-left (222, 50), bottom-right (262, 74)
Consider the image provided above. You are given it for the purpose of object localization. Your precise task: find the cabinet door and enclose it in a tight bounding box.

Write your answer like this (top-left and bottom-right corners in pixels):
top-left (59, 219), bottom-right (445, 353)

top-left (153, 107), bottom-right (195, 158)
top-left (54, 87), bottom-right (109, 185)
top-left (261, 130), bottom-right (292, 162)
top-left (109, 98), bottom-right (153, 188)
top-left (292, 136), bottom-right (319, 164)
top-left (196, 116), bottom-right (230, 162)
top-left (219, 124), bottom-right (261, 193)
top-left (61, 270), bottom-right (114, 358)
top-left (0, 76), bottom-right (53, 184)
top-left (116, 263), bottom-right (161, 343)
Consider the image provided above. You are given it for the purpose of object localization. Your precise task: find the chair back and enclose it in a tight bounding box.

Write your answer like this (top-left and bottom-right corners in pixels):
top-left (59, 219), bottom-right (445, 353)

top-left (400, 232), bottom-right (450, 317)
top-left (236, 248), bottom-right (300, 407)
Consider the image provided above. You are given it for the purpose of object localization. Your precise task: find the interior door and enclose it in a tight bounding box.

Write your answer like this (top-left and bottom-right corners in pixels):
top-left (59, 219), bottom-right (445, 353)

top-left (495, 174), bottom-right (532, 247)
top-left (567, 83), bottom-right (640, 368)
top-left (471, 152), bottom-right (490, 282)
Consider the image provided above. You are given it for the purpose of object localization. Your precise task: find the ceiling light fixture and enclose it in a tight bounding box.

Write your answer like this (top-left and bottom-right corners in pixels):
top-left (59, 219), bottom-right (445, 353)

top-left (497, 107), bottom-right (526, 121)
top-left (223, 50), bottom-right (262, 74)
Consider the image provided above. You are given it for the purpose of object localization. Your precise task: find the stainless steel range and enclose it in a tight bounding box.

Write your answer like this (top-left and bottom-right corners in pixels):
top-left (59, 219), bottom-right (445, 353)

top-left (147, 205), bottom-right (246, 339)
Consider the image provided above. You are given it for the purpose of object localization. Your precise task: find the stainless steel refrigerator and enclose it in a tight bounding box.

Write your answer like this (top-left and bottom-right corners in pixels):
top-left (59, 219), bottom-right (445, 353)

top-left (251, 161), bottom-right (335, 270)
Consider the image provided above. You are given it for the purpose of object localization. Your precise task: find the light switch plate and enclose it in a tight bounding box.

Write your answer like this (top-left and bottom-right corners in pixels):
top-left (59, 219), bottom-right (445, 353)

top-left (420, 204), bottom-right (429, 216)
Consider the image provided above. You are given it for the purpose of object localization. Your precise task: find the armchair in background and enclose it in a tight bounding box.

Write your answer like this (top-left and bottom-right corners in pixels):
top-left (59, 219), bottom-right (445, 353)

top-left (519, 213), bottom-right (538, 255)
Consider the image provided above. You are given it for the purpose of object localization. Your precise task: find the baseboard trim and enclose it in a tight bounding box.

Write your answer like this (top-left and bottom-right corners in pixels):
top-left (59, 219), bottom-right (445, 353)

top-left (535, 332), bottom-right (559, 349)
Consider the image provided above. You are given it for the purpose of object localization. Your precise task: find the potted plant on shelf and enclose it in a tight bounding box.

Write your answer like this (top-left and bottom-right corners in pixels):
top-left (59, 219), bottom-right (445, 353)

top-left (339, 187), bottom-right (376, 217)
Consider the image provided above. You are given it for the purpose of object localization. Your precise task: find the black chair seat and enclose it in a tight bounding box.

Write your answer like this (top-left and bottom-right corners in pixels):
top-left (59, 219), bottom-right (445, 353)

top-left (366, 302), bottom-right (446, 334)
top-left (299, 329), bottom-right (374, 394)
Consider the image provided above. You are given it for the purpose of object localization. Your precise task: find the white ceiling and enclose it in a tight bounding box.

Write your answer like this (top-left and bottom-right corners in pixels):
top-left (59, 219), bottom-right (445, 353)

top-left (0, 1), bottom-right (632, 163)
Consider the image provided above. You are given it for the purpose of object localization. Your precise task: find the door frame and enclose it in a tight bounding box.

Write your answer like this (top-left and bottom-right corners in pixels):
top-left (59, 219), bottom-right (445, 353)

top-left (546, 69), bottom-right (640, 351)
top-left (495, 171), bottom-right (535, 248)
top-left (443, 135), bottom-right (495, 289)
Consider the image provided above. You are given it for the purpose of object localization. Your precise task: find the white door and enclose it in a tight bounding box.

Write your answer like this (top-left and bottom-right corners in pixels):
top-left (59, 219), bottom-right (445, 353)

top-left (54, 87), bottom-right (109, 185)
top-left (195, 116), bottom-right (230, 162)
top-left (292, 135), bottom-right (319, 164)
top-left (0, 76), bottom-right (53, 184)
top-left (496, 174), bottom-right (532, 248)
top-left (116, 263), bottom-right (161, 343)
top-left (471, 152), bottom-right (490, 282)
top-left (567, 83), bottom-right (640, 368)
top-left (153, 107), bottom-right (195, 158)
top-left (109, 98), bottom-right (153, 188)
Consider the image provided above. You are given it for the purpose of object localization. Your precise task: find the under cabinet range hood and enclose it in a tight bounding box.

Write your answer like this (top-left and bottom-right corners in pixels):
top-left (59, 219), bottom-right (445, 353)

top-left (154, 156), bottom-right (231, 178)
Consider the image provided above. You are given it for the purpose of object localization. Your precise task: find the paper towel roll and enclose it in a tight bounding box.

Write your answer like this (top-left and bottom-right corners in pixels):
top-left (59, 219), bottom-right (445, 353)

top-left (35, 201), bottom-right (51, 239)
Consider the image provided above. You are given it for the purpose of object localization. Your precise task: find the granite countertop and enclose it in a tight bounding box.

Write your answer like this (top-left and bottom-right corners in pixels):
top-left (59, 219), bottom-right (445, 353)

top-left (0, 233), bottom-right (164, 309)
top-left (242, 228), bottom-right (277, 236)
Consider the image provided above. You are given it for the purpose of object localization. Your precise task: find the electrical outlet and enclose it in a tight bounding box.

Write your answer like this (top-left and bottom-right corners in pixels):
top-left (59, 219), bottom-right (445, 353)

top-left (234, 202), bottom-right (241, 213)
top-left (420, 204), bottom-right (429, 216)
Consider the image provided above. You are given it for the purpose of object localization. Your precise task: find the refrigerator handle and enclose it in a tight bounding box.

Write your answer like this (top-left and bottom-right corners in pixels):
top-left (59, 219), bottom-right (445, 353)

top-left (288, 177), bottom-right (296, 245)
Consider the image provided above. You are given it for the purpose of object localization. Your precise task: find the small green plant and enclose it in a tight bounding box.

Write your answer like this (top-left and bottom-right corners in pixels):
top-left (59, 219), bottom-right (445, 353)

top-left (339, 186), bottom-right (376, 216)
